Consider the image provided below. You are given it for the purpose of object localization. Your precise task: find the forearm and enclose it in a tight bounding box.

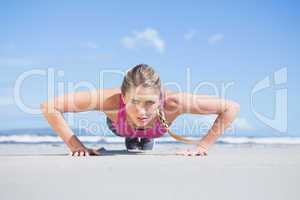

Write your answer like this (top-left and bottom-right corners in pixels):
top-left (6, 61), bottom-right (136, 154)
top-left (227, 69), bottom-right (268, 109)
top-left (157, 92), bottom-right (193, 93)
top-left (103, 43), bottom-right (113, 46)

top-left (41, 104), bottom-right (85, 151)
top-left (199, 105), bottom-right (240, 148)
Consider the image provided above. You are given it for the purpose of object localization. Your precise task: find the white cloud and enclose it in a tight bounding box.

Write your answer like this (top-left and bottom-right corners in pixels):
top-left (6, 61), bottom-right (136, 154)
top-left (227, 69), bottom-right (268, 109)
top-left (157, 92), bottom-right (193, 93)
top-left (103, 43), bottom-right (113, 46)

top-left (80, 42), bottom-right (98, 49)
top-left (184, 29), bottom-right (197, 41)
top-left (208, 33), bottom-right (224, 45)
top-left (121, 28), bottom-right (165, 53)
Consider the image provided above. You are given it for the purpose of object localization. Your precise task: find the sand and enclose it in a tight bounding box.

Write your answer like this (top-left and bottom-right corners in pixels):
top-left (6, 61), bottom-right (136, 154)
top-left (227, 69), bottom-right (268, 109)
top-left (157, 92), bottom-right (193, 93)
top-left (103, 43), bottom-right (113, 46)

top-left (0, 143), bottom-right (299, 200)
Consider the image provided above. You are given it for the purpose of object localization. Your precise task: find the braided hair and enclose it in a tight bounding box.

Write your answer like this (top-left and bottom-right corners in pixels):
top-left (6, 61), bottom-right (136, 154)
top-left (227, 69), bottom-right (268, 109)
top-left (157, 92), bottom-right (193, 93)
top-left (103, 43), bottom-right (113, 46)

top-left (156, 104), bottom-right (201, 145)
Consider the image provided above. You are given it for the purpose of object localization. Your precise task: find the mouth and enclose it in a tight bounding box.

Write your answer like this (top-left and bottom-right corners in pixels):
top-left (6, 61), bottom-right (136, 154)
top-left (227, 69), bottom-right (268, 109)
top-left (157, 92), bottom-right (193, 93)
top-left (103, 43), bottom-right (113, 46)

top-left (137, 116), bottom-right (149, 122)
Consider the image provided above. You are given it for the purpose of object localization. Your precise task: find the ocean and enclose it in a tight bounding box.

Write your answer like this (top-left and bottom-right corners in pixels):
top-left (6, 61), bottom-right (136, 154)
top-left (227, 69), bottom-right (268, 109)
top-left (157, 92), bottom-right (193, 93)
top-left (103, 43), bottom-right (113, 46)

top-left (0, 128), bottom-right (299, 145)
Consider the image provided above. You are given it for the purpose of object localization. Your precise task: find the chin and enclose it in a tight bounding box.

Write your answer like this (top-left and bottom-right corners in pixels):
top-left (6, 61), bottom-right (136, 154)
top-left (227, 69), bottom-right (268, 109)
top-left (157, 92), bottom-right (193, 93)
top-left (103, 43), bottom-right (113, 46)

top-left (135, 120), bottom-right (148, 126)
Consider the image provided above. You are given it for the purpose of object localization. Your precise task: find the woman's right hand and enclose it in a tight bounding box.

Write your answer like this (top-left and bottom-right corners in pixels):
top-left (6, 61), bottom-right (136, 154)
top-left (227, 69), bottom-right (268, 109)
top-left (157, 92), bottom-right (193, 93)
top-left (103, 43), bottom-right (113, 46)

top-left (71, 147), bottom-right (101, 156)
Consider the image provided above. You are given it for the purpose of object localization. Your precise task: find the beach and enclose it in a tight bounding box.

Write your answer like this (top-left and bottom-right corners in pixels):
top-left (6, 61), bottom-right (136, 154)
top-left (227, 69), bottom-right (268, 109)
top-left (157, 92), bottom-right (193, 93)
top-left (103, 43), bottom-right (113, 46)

top-left (0, 143), bottom-right (299, 200)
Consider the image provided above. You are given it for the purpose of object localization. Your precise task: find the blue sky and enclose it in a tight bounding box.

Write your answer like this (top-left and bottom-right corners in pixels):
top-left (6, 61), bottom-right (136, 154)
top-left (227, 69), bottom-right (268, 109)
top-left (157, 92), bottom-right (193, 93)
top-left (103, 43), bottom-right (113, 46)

top-left (0, 0), bottom-right (299, 136)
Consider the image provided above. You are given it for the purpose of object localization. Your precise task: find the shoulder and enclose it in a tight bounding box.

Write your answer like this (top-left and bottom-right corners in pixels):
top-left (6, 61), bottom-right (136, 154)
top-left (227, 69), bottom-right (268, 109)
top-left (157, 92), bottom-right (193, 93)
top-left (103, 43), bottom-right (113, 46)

top-left (97, 88), bottom-right (123, 123)
top-left (95, 88), bottom-right (122, 111)
top-left (162, 89), bottom-right (184, 116)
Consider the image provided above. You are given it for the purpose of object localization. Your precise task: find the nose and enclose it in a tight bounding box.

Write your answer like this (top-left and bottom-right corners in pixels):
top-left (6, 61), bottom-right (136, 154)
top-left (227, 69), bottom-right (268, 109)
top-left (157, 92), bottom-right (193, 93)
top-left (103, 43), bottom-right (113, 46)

top-left (136, 105), bottom-right (146, 115)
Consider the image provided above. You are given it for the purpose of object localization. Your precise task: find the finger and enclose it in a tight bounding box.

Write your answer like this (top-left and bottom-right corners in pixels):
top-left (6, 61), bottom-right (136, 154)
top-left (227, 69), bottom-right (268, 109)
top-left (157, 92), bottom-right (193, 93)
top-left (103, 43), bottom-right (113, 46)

top-left (87, 149), bottom-right (94, 156)
top-left (86, 149), bottom-right (94, 156)
top-left (176, 149), bottom-right (188, 156)
top-left (192, 151), bottom-right (198, 156)
top-left (196, 151), bottom-right (205, 156)
top-left (187, 149), bottom-right (193, 156)
top-left (91, 149), bottom-right (97, 155)
top-left (192, 152), bottom-right (200, 156)
top-left (184, 149), bottom-right (190, 156)
top-left (189, 150), bottom-right (196, 156)
top-left (79, 150), bottom-right (85, 156)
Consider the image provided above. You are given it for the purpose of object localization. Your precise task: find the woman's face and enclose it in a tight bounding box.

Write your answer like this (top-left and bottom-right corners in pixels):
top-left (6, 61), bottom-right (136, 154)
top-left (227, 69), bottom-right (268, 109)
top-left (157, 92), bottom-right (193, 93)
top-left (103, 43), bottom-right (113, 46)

top-left (124, 86), bottom-right (161, 127)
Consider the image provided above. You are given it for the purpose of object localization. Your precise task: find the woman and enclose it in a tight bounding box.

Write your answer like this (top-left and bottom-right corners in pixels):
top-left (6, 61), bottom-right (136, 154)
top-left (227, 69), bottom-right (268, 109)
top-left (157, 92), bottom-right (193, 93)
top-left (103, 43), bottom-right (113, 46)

top-left (41, 64), bottom-right (240, 156)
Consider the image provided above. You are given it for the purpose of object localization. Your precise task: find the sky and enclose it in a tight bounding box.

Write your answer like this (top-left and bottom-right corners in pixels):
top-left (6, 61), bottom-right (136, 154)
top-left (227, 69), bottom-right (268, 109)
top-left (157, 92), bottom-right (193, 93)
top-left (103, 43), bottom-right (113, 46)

top-left (0, 0), bottom-right (299, 137)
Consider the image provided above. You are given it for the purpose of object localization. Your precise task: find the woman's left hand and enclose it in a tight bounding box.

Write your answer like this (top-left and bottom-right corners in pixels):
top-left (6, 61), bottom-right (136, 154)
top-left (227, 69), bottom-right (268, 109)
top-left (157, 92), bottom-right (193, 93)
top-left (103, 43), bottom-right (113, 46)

top-left (176, 145), bottom-right (208, 156)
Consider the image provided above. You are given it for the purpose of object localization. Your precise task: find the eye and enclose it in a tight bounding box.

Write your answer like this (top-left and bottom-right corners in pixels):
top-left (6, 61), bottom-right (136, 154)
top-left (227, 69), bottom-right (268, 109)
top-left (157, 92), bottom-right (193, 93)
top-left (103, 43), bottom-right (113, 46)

top-left (131, 99), bottom-right (140, 104)
top-left (145, 101), bottom-right (155, 106)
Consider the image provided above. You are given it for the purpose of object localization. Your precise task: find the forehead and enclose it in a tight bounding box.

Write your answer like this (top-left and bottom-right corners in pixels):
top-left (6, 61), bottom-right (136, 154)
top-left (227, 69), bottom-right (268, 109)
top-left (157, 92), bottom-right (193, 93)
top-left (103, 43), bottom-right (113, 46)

top-left (125, 87), bottom-right (160, 101)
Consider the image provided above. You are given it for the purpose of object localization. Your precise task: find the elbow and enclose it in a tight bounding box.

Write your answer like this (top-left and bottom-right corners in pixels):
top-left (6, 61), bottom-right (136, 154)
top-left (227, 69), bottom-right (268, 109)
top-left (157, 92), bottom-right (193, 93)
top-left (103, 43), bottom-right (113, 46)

top-left (221, 100), bottom-right (240, 115)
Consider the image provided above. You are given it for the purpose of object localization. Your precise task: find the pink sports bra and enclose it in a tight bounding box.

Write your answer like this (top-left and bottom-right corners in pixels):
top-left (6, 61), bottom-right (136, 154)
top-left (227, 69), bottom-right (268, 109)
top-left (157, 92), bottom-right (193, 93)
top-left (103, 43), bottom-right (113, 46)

top-left (110, 93), bottom-right (168, 138)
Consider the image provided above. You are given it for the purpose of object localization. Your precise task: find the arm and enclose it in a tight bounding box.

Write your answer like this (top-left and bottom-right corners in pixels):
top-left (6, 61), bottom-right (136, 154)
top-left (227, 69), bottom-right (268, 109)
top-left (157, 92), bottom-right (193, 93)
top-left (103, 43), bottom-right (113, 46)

top-left (176, 92), bottom-right (240, 155)
top-left (40, 88), bottom-right (119, 156)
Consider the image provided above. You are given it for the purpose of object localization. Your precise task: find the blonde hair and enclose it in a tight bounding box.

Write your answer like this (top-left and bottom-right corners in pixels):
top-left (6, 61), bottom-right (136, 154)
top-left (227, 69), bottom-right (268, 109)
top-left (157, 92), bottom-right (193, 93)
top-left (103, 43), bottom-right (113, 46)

top-left (121, 64), bottom-right (199, 145)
